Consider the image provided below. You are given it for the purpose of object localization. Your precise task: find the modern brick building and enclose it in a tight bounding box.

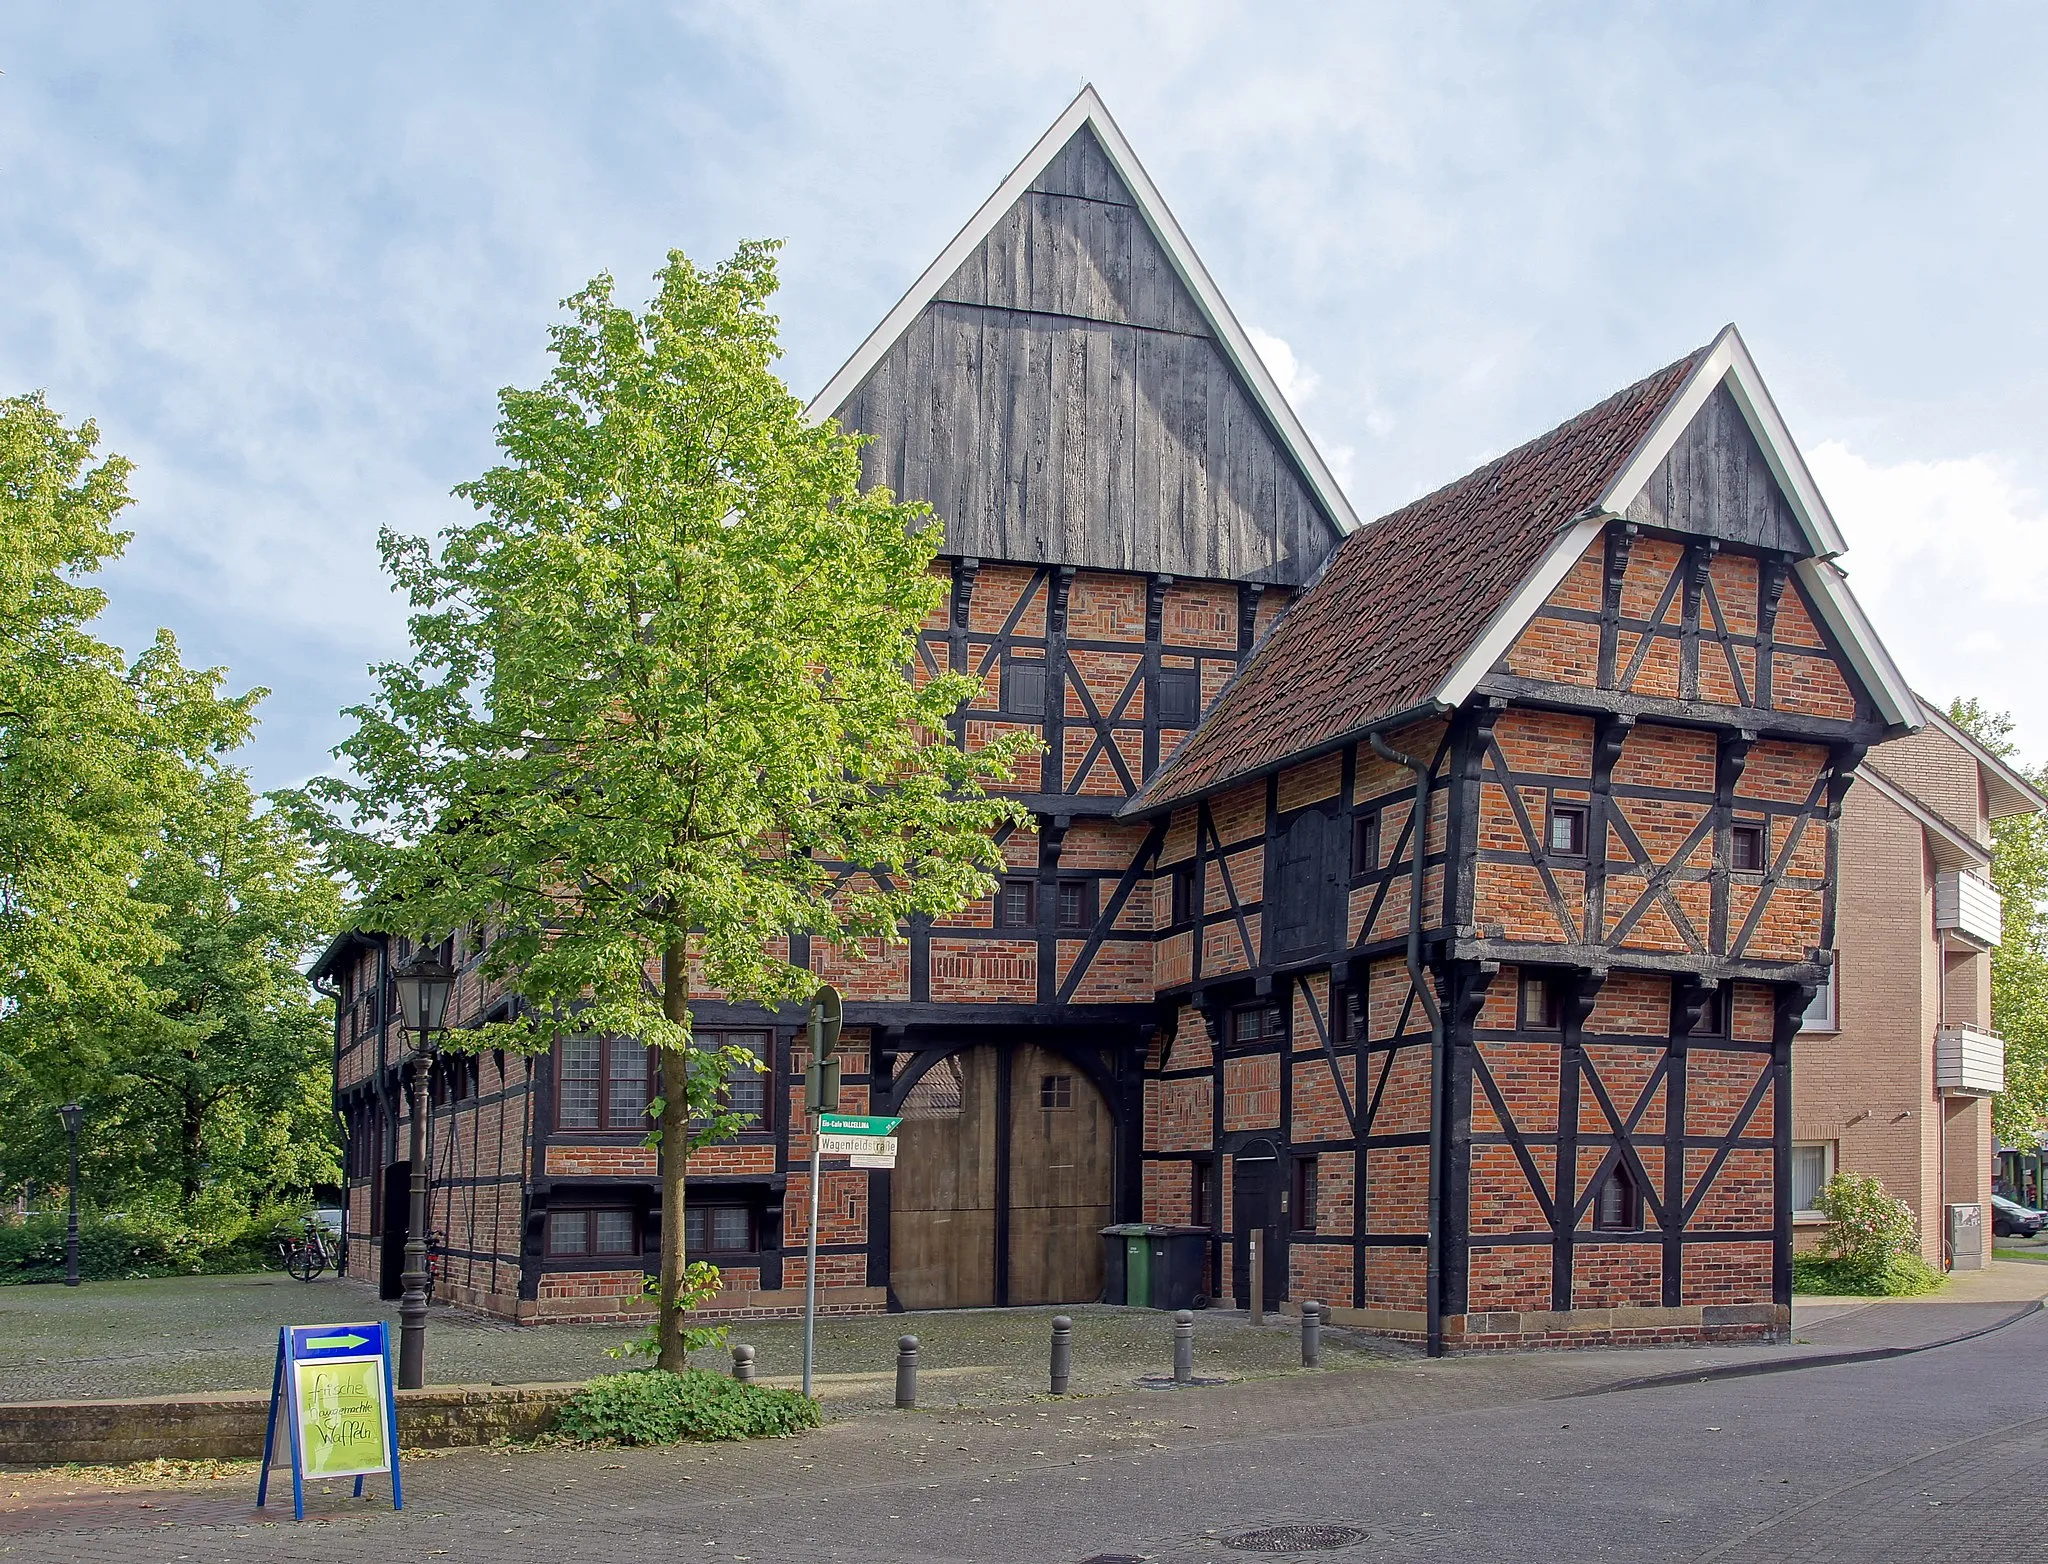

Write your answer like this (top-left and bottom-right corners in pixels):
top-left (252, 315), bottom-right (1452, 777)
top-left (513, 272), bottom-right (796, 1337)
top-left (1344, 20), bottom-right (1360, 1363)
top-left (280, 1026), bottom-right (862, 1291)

top-left (1792, 706), bottom-right (2040, 1268)
top-left (319, 88), bottom-right (1922, 1351)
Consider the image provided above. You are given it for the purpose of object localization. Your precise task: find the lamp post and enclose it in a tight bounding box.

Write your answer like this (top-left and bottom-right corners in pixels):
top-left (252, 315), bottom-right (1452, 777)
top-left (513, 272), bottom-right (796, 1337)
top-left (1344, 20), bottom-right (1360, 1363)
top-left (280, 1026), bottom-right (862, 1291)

top-left (57, 1103), bottom-right (84, 1287)
top-left (391, 948), bottom-right (454, 1391)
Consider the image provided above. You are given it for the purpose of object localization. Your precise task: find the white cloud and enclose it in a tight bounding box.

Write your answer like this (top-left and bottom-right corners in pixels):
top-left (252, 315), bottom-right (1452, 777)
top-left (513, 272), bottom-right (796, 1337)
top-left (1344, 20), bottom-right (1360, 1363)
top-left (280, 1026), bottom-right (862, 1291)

top-left (1811, 440), bottom-right (2048, 759)
top-left (1247, 326), bottom-right (1319, 407)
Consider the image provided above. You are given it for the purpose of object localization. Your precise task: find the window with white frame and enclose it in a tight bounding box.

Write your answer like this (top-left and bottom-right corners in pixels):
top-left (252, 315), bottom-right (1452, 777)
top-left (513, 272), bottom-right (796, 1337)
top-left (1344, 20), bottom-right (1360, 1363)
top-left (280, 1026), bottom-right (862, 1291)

top-left (1803, 958), bottom-right (1838, 1033)
top-left (1791, 1142), bottom-right (1834, 1217)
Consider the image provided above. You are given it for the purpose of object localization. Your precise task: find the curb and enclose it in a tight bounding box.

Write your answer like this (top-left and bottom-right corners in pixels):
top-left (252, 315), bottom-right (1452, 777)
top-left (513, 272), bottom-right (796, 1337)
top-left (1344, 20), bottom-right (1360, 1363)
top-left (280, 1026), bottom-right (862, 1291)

top-left (1565, 1298), bottom-right (2044, 1397)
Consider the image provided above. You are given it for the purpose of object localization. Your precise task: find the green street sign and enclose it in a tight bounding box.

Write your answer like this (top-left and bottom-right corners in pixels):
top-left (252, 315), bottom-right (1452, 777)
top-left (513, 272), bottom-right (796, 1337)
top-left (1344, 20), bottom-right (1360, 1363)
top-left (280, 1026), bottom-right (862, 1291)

top-left (819, 1113), bottom-right (901, 1138)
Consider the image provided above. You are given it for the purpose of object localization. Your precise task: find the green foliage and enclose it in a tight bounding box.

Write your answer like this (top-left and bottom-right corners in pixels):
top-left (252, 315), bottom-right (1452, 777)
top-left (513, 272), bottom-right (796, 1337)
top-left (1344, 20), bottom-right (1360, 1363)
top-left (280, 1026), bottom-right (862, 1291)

top-left (0, 1200), bottom-right (307, 1284)
top-left (1792, 1171), bottom-right (1945, 1295)
top-left (606, 1261), bottom-right (728, 1360)
top-left (553, 1369), bottom-right (820, 1445)
top-left (0, 393), bottom-right (339, 1225)
top-left (1948, 701), bottom-right (2048, 1147)
top-left (290, 242), bottom-right (1034, 1367)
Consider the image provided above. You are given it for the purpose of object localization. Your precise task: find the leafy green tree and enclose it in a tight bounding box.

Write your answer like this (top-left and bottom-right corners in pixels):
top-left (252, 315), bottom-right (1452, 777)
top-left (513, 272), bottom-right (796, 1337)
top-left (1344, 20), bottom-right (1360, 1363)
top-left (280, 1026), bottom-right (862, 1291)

top-left (296, 244), bottom-right (1028, 1368)
top-left (1, 393), bottom-right (263, 1202)
top-left (1947, 700), bottom-right (2048, 1146)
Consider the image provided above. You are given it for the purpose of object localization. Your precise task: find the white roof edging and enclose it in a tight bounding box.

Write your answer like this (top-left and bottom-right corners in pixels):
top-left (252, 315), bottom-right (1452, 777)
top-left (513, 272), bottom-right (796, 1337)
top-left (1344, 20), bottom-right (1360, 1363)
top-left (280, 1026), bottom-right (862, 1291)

top-left (1432, 513), bottom-right (1608, 708)
top-left (1597, 324), bottom-right (1850, 559)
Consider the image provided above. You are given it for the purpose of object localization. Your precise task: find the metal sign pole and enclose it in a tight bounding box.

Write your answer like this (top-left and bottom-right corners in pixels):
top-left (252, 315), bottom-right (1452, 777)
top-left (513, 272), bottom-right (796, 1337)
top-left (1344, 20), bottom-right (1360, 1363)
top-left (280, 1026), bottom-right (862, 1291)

top-left (803, 1108), bottom-right (821, 1397)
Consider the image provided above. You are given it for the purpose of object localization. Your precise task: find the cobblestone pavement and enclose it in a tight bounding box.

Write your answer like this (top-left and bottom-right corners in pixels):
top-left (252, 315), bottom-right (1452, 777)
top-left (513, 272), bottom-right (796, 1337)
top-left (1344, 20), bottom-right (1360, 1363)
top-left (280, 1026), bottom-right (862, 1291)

top-left (0, 1275), bottom-right (1388, 1410)
top-left (7, 1304), bottom-right (2048, 1563)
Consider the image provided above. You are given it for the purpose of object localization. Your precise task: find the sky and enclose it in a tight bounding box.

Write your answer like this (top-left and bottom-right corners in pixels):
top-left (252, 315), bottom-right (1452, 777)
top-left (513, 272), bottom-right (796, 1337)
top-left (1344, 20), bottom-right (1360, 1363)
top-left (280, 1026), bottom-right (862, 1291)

top-left (3, 3), bottom-right (2045, 788)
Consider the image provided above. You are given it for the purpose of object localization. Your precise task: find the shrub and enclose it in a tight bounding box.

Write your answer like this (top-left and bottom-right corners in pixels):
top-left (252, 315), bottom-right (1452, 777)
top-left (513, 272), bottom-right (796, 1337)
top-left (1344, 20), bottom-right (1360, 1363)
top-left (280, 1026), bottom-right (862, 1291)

top-left (0, 1199), bottom-right (308, 1284)
top-left (1791, 1171), bottom-right (1946, 1296)
top-left (553, 1370), bottom-right (820, 1445)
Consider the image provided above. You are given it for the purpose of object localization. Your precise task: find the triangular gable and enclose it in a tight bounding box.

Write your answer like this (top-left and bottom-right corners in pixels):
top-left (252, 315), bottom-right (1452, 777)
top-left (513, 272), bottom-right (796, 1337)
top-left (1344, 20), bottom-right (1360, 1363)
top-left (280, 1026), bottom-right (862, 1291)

top-left (808, 86), bottom-right (1356, 583)
top-left (1598, 324), bottom-right (1846, 557)
top-left (1439, 326), bottom-right (1920, 730)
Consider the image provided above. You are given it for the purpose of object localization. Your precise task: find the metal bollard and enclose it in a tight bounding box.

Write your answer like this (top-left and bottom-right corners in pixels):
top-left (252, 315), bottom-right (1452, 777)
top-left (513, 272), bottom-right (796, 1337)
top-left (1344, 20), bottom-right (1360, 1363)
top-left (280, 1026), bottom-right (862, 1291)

top-left (895, 1334), bottom-right (920, 1409)
top-left (1248, 1230), bottom-right (1263, 1325)
top-left (731, 1343), bottom-right (757, 1384)
top-left (1173, 1309), bottom-right (1195, 1384)
top-left (1301, 1300), bottom-right (1323, 1368)
top-left (1049, 1315), bottom-right (1072, 1395)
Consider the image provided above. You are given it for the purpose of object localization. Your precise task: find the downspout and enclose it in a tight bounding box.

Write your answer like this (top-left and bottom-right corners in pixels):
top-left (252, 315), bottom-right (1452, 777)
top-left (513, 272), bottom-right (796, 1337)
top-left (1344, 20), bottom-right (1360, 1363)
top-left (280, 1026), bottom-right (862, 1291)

top-left (1370, 732), bottom-right (1446, 1357)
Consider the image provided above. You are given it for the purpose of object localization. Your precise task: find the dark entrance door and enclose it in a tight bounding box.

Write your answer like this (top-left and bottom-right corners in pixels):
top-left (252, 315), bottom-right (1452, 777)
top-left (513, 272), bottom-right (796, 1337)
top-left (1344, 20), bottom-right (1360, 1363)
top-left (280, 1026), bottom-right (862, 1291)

top-left (380, 1160), bottom-right (410, 1300)
top-left (1231, 1139), bottom-right (1285, 1307)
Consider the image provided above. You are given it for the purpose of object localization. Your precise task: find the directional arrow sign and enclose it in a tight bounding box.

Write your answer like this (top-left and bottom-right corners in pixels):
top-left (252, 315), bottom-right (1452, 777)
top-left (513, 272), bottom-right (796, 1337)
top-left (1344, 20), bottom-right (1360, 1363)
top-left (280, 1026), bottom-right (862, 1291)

top-left (303, 1332), bottom-right (371, 1352)
top-left (290, 1322), bottom-right (387, 1360)
top-left (819, 1113), bottom-right (901, 1138)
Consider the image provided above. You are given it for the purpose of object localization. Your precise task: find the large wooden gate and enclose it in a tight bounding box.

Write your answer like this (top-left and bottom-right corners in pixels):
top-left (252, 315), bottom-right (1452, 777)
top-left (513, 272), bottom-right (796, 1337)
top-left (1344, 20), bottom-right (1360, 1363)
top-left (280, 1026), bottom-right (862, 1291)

top-left (890, 1044), bottom-right (1112, 1309)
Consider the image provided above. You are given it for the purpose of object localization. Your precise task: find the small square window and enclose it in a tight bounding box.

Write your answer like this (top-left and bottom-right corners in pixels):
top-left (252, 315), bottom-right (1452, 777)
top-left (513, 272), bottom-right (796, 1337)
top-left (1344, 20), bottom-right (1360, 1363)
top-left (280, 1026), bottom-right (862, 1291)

top-left (1693, 987), bottom-right (1728, 1038)
top-left (1157, 669), bottom-right (1201, 724)
top-left (1003, 658), bottom-right (1046, 716)
top-left (547, 1210), bottom-right (590, 1255)
top-left (1056, 879), bottom-right (1093, 930)
top-left (1039, 1073), bottom-right (1073, 1110)
top-left (1791, 1143), bottom-right (1833, 1215)
top-left (685, 1205), bottom-right (755, 1255)
top-left (1292, 1155), bottom-right (1319, 1232)
top-left (1352, 812), bottom-right (1380, 875)
top-left (1548, 803), bottom-right (1587, 858)
top-left (1231, 1006), bottom-right (1275, 1045)
top-left (1804, 959), bottom-right (1838, 1033)
top-left (1593, 1162), bottom-right (1642, 1231)
top-left (1170, 865), bottom-right (1198, 924)
top-left (593, 1210), bottom-right (637, 1255)
top-left (1520, 975), bottom-right (1560, 1031)
top-left (998, 879), bottom-right (1037, 928)
top-left (1731, 822), bottom-right (1766, 872)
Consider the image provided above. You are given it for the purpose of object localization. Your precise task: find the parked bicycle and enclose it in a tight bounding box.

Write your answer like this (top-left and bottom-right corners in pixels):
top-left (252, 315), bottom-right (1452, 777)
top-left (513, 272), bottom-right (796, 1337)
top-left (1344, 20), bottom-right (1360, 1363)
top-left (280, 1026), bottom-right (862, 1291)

top-left (276, 1219), bottom-right (335, 1282)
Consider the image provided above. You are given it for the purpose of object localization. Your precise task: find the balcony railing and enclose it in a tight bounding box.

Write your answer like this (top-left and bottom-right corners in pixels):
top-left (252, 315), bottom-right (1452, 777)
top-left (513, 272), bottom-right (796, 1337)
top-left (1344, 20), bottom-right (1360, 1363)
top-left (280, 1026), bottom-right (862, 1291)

top-left (1936, 871), bottom-right (2003, 950)
top-left (1936, 1024), bottom-right (2005, 1096)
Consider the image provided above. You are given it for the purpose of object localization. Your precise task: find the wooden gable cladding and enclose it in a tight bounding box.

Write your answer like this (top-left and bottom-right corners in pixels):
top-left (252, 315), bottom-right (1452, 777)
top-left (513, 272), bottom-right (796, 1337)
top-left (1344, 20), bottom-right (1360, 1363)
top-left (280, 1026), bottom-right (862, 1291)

top-left (831, 123), bottom-right (1342, 586)
top-left (1621, 381), bottom-right (1807, 553)
top-left (1465, 709), bottom-right (1838, 972)
top-left (1494, 520), bottom-right (1865, 733)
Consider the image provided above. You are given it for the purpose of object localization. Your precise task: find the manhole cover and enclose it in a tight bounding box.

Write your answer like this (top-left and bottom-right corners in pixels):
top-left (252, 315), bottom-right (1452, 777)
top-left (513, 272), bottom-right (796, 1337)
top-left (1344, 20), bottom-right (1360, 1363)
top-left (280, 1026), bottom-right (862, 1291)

top-left (1223, 1525), bottom-right (1373, 1553)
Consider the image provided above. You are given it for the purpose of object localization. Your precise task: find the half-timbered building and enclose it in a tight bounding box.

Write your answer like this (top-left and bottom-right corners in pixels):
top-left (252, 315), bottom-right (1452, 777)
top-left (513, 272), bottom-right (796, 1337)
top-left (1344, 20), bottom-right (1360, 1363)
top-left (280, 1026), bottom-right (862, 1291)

top-left (320, 86), bottom-right (1918, 1351)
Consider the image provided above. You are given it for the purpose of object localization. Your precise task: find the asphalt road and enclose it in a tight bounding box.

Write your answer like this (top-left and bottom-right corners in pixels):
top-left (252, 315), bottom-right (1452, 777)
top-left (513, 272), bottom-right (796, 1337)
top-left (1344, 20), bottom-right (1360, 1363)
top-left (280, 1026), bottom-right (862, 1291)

top-left (10, 1308), bottom-right (2048, 1564)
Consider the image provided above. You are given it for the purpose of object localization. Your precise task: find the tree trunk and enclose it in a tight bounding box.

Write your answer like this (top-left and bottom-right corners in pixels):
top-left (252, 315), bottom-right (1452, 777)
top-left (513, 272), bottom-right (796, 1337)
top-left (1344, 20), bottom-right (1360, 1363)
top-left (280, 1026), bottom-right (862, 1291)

top-left (656, 941), bottom-right (692, 1372)
top-left (180, 1090), bottom-right (205, 1208)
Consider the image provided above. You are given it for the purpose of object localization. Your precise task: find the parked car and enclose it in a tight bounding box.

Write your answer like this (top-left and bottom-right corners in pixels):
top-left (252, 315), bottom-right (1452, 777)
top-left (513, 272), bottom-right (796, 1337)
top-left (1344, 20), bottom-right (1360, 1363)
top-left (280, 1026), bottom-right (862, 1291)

top-left (1991, 1193), bottom-right (2046, 1238)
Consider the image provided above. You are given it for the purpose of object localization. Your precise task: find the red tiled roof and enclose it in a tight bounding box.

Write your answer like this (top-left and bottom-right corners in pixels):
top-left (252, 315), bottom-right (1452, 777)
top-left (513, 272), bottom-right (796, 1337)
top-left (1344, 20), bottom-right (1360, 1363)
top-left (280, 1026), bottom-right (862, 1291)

top-left (1124, 346), bottom-right (1709, 814)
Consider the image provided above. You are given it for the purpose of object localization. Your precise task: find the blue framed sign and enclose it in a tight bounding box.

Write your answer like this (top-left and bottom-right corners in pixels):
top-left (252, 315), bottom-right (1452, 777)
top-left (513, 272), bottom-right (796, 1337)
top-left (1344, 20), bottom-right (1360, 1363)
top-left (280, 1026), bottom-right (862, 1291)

top-left (256, 1321), bottom-right (403, 1521)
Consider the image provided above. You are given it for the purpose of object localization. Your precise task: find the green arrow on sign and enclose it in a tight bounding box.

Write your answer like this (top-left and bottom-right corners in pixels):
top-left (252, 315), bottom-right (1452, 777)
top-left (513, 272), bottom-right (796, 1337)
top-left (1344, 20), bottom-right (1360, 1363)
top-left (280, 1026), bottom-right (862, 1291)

top-left (303, 1332), bottom-right (371, 1351)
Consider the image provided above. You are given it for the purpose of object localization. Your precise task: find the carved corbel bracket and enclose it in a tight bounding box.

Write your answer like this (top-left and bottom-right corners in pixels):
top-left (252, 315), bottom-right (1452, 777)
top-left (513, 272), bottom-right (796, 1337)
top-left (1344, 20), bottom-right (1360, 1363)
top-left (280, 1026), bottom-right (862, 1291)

top-left (1049, 566), bottom-right (1076, 638)
top-left (951, 557), bottom-right (980, 630)
top-left (1670, 977), bottom-right (1720, 1048)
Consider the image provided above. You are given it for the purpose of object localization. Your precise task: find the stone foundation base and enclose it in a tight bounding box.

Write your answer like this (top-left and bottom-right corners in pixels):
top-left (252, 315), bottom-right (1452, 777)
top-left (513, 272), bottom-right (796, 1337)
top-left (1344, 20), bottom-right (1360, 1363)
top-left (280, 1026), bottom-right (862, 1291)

top-left (1321, 1301), bottom-right (1789, 1351)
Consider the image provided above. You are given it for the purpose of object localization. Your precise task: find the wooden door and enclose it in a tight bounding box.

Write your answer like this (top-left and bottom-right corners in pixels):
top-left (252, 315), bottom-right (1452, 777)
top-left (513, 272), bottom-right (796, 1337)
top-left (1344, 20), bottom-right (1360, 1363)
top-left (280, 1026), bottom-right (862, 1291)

top-left (1006, 1045), bottom-right (1113, 1305)
top-left (1230, 1140), bottom-right (1285, 1306)
top-left (889, 1051), bottom-right (1000, 1308)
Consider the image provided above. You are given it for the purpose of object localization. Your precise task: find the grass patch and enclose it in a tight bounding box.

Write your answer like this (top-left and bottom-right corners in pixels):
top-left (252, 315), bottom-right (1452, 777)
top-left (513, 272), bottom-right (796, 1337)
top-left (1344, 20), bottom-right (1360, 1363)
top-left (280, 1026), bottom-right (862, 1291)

top-left (552, 1369), bottom-right (820, 1445)
top-left (1792, 1251), bottom-right (1946, 1297)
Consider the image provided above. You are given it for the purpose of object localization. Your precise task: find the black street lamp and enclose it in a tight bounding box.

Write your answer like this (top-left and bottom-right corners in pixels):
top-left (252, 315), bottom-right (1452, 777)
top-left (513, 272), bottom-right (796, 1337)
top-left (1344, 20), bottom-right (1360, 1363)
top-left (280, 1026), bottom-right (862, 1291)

top-left (56, 1103), bottom-right (84, 1287)
top-left (391, 948), bottom-right (454, 1391)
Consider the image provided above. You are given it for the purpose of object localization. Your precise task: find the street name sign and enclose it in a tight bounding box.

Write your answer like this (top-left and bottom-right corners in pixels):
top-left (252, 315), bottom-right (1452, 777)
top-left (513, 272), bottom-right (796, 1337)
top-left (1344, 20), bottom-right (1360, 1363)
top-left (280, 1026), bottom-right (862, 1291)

top-left (257, 1320), bottom-right (403, 1522)
top-left (819, 1133), bottom-right (900, 1157)
top-left (819, 1114), bottom-right (901, 1138)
